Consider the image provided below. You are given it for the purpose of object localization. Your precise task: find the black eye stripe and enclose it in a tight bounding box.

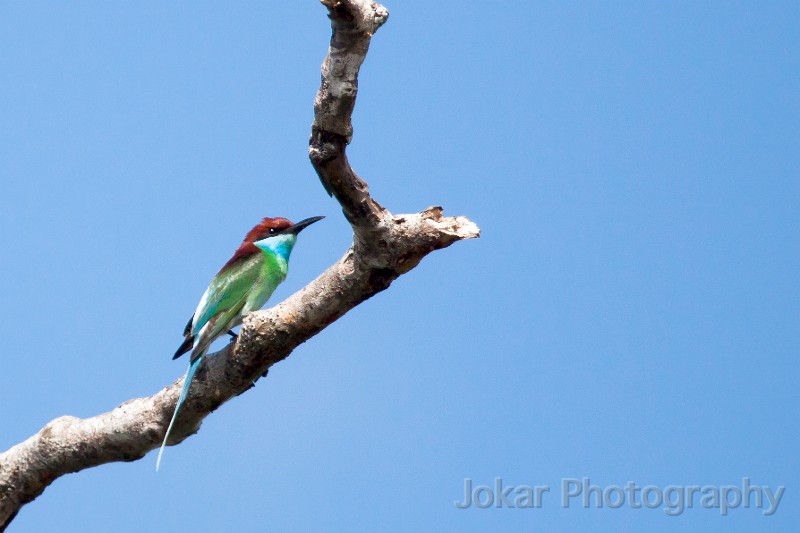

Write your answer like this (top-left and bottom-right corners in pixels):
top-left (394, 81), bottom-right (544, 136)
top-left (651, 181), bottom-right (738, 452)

top-left (266, 225), bottom-right (293, 237)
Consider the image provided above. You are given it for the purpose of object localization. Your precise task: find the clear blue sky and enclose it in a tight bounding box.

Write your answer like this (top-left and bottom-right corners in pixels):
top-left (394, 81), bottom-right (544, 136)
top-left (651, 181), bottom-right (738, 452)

top-left (1, 1), bottom-right (797, 531)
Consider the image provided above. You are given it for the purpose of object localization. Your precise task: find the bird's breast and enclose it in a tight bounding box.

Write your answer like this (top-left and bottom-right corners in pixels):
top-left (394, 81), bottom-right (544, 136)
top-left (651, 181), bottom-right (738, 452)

top-left (242, 252), bottom-right (288, 313)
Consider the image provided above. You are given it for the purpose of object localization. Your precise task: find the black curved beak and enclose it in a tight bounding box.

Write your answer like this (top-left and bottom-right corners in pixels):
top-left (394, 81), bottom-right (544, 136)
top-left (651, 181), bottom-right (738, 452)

top-left (289, 216), bottom-right (325, 234)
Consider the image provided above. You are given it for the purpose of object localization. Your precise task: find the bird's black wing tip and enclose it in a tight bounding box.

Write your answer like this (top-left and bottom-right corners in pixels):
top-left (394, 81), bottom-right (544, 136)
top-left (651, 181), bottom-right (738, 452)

top-left (182, 315), bottom-right (194, 336)
top-left (173, 336), bottom-right (194, 360)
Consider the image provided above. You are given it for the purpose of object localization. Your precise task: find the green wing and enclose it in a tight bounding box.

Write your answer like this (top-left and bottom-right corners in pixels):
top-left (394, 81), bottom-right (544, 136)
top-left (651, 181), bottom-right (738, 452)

top-left (191, 253), bottom-right (263, 353)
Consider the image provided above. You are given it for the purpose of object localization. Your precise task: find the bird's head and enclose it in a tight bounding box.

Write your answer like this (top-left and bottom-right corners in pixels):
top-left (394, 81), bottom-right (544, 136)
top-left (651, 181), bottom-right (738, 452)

top-left (248, 216), bottom-right (325, 259)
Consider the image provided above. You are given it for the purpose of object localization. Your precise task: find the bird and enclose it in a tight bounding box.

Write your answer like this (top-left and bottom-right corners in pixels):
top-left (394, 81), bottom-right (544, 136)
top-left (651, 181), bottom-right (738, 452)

top-left (156, 215), bottom-right (324, 471)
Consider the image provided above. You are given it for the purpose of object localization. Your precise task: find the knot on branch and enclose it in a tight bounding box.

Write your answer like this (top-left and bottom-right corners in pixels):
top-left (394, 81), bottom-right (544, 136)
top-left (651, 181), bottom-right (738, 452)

top-left (322, 0), bottom-right (389, 36)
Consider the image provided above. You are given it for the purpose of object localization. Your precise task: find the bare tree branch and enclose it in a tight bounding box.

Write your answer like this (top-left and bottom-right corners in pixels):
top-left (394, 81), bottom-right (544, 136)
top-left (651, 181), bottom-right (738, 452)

top-left (0, 1), bottom-right (479, 529)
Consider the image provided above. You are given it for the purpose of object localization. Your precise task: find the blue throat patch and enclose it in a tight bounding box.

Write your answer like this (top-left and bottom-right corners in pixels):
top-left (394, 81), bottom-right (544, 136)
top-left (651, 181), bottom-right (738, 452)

top-left (254, 233), bottom-right (297, 261)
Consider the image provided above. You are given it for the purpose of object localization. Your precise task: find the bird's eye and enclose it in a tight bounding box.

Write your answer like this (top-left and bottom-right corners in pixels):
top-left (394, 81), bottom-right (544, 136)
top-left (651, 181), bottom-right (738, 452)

top-left (268, 228), bottom-right (277, 235)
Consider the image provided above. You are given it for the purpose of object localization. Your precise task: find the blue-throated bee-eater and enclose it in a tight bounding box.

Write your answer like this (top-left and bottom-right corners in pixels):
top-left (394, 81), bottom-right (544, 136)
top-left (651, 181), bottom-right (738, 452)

top-left (156, 215), bottom-right (324, 470)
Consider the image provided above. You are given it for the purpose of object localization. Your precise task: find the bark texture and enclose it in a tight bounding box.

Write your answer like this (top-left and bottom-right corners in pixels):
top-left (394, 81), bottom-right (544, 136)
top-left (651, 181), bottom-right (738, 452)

top-left (0, 1), bottom-right (479, 529)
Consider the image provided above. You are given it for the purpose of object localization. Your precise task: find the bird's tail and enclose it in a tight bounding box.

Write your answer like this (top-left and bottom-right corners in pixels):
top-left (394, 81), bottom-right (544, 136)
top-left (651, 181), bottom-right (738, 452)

top-left (156, 355), bottom-right (203, 471)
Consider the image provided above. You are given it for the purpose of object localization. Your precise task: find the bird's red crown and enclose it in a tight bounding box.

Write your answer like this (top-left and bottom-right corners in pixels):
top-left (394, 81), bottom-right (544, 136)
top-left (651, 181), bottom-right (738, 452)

top-left (218, 217), bottom-right (294, 274)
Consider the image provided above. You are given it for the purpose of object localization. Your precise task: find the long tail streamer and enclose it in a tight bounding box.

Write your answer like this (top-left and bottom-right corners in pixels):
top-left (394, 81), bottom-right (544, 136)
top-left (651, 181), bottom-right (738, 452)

top-left (156, 356), bottom-right (203, 471)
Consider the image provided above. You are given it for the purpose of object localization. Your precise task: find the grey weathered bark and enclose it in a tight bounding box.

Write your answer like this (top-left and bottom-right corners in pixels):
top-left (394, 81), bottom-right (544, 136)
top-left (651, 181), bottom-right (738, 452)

top-left (0, 1), bottom-right (479, 529)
